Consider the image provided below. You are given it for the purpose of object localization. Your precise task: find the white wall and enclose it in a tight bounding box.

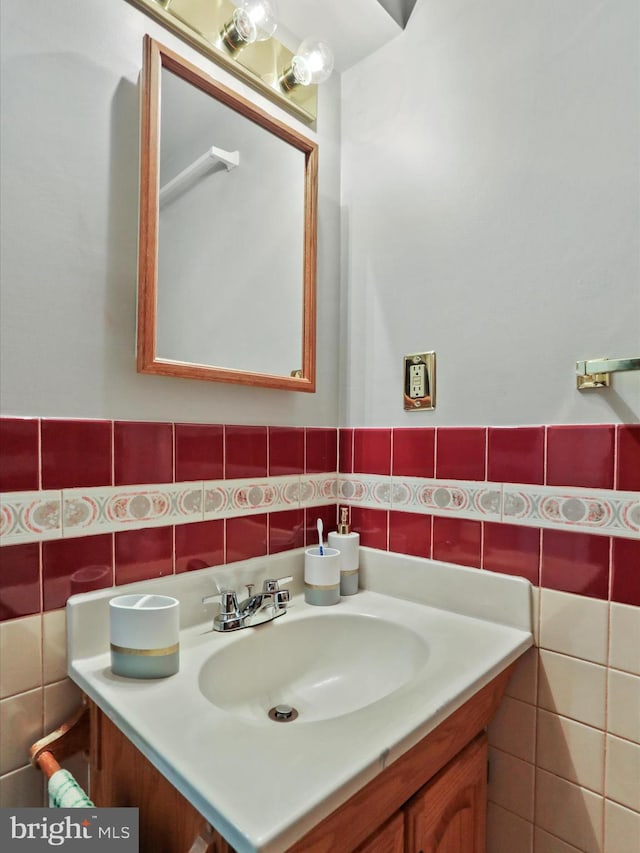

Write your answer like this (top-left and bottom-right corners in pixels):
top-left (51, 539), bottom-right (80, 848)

top-left (340, 0), bottom-right (640, 427)
top-left (0, 0), bottom-right (341, 426)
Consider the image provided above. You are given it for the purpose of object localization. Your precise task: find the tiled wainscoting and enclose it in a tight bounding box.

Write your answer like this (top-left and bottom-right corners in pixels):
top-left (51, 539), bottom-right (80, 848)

top-left (1, 419), bottom-right (639, 853)
top-left (0, 418), bottom-right (338, 806)
top-left (338, 425), bottom-right (640, 853)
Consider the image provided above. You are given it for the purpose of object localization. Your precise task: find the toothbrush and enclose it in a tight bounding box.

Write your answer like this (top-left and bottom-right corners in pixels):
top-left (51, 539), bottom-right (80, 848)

top-left (317, 518), bottom-right (324, 555)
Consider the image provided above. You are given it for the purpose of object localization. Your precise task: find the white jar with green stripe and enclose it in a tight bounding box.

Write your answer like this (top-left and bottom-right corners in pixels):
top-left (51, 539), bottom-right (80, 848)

top-left (109, 593), bottom-right (180, 678)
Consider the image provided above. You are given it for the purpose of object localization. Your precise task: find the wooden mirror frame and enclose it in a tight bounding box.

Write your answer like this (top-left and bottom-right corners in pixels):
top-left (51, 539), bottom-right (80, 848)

top-left (137, 36), bottom-right (318, 392)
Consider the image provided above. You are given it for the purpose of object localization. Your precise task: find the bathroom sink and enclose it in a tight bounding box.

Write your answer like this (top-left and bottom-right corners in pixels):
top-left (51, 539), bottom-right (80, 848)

top-left (198, 612), bottom-right (429, 722)
top-left (67, 550), bottom-right (533, 853)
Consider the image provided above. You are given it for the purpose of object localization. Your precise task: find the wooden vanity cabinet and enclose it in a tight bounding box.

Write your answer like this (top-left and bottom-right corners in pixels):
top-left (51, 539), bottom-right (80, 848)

top-left (404, 734), bottom-right (487, 853)
top-left (88, 663), bottom-right (512, 853)
top-left (354, 812), bottom-right (404, 853)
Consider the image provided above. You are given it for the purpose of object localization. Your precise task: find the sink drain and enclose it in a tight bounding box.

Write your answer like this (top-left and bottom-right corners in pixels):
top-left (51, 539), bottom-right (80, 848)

top-left (268, 704), bottom-right (299, 722)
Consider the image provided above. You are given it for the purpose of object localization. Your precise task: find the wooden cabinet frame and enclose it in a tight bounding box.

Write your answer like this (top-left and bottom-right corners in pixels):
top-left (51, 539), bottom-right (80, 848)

top-left (89, 663), bottom-right (515, 852)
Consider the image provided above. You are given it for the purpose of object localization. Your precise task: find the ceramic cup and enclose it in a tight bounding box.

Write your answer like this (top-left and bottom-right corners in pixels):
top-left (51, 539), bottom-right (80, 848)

top-left (304, 546), bottom-right (341, 606)
top-left (109, 594), bottom-right (180, 679)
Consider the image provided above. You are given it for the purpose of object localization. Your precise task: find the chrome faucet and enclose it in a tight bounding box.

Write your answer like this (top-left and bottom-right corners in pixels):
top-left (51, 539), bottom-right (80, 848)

top-left (202, 576), bottom-right (292, 632)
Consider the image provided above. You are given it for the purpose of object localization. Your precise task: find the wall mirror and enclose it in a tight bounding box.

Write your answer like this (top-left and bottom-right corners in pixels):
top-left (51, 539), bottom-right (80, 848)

top-left (137, 36), bottom-right (318, 391)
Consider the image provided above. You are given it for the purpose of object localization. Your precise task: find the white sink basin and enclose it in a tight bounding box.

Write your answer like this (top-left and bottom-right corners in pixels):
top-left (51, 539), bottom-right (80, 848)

top-left (67, 549), bottom-right (533, 853)
top-left (198, 612), bottom-right (429, 722)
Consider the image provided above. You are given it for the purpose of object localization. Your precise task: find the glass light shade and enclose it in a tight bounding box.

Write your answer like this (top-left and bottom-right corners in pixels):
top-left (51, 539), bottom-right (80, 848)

top-left (232, 0), bottom-right (278, 44)
top-left (290, 38), bottom-right (334, 86)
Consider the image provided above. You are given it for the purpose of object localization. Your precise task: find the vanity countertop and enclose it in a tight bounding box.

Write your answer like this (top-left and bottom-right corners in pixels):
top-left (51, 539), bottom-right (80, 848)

top-left (67, 548), bottom-right (533, 852)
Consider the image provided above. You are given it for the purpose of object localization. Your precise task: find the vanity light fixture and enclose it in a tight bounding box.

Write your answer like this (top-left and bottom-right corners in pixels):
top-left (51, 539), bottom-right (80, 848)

top-left (132, 0), bottom-right (331, 121)
top-left (279, 37), bottom-right (335, 90)
top-left (221, 0), bottom-right (279, 53)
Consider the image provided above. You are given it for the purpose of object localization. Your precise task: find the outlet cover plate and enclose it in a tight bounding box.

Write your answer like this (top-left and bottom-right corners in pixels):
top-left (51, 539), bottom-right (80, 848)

top-left (403, 352), bottom-right (436, 411)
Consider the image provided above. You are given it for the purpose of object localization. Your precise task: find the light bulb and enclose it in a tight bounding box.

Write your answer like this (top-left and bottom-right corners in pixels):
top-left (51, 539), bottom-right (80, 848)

top-left (221, 0), bottom-right (278, 52)
top-left (280, 38), bottom-right (334, 90)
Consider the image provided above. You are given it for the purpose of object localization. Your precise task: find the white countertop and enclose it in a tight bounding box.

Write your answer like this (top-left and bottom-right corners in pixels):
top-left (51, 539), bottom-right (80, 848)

top-left (67, 549), bottom-right (533, 852)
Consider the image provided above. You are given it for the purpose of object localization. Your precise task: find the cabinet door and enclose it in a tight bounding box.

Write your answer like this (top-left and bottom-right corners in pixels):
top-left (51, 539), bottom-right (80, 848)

top-left (355, 812), bottom-right (404, 853)
top-left (90, 706), bottom-right (234, 853)
top-left (404, 733), bottom-right (487, 853)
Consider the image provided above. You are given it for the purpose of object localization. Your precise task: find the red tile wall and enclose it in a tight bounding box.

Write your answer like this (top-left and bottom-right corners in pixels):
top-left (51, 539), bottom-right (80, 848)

top-left (0, 419), bottom-right (337, 619)
top-left (339, 423), bottom-right (639, 605)
top-left (1, 419), bottom-right (638, 620)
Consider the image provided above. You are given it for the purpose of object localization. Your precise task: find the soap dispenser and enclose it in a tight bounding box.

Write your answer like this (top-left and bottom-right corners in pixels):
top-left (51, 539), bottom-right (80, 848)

top-left (328, 507), bottom-right (360, 596)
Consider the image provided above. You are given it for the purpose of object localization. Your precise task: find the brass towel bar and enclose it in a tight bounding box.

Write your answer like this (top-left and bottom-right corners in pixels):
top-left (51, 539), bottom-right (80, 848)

top-left (576, 356), bottom-right (640, 390)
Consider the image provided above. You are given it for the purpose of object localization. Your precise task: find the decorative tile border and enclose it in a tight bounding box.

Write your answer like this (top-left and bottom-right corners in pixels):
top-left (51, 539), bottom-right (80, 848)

top-left (337, 474), bottom-right (392, 509)
top-left (203, 475), bottom-right (301, 520)
top-left (300, 474), bottom-right (338, 508)
top-left (391, 477), bottom-right (502, 521)
top-left (63, 483), bottom-right (203, 538)
top-left (503, 484), bottom-right (640, 537)
top-left (1, 473), bottom-right (638, 545)
top-left (0, 474), bottom-right (337, 546)
top-left (338, 475), bottom-right (502, 522)
top-left (337, 475), bottom-right (640, 540)
top-left (0, 490), bottom-right (62, 544)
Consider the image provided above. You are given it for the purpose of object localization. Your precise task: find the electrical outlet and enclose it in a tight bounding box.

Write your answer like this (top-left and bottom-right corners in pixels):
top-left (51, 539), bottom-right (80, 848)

top-left (409, 363), bottom-right (426, 398)
top-left (403, 352), bottom-right (436, 411)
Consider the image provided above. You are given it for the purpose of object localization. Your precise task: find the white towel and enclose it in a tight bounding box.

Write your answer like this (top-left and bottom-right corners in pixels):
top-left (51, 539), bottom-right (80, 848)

top-left (48, 769), bottom-right (94, 808)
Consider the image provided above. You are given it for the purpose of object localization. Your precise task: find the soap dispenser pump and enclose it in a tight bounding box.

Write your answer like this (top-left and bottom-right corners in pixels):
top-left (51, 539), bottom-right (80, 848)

top-left (328, 507), bottom-right (360, 596)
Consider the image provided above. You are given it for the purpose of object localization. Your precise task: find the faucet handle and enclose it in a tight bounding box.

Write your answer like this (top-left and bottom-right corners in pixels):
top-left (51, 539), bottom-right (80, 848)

top-left (273, 588), bottom-right (291, 612)
top-left (262, 576), bottom-right (293, 594)
top-left (202, 588), bottom-right (239, 615)
top-left (219, 589), bottom-right (240, 615)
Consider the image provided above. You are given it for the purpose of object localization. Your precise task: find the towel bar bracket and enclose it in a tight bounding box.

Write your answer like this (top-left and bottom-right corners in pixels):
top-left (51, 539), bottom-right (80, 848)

top-left (30, 702), bottom-right (90, 777)
top-left (576, 356), bottom-right (640, 390)
top-left (576, 372), bottom-right (611, 391)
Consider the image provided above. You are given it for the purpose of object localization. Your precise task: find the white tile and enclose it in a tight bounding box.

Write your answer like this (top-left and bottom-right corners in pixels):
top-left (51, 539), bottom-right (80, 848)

top-left (42, 608), bottom-right (68, 685)
top-left (0, 764), bottom-right (45, 808)
top-left (609, 603), bottom-right (640, 675)
top-left (608, 670), bottom-right (640, 744)
top-left (0, 615), bottom-right (42, 699)
top-left (540, 589), bottom-right (609, 664)
top-left (535, 768), bottom-right (604, 853)
top-left (488, 747), bottom-right (535, 821)
top-left (487, 802), bottom-right (533, 853)
top-left (538, 650), bottom-right (607, 729)
top-left (605, 735), bottom-right (640, 812)
top-left (604, 799), bottom-right (640, 853)
top-left (43, 679), bottom-right (83, 734)
top-left (488, 696), bottom-right (537, 763)
top-left (506, 647), bottom-right (539, 705)
top-left (534, 827), bottom-right (584, 853)
top-left (532, 585), bottom-right (541, 647)
top-left (536, 709), bottom-right (605, 793)
top-left (0, 689), bottom-right (43, 775)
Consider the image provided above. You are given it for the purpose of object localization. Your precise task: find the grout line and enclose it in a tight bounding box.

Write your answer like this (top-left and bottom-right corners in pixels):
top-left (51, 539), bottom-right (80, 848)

top-left (171, 422), bottom-right (175, 484)
top-left (37, 418), bottom-right (42, 492)
top-left (110, 420), bottom-right (115, 487)
top-left (538, 527), bottom-right (543, 590)
top-left (531, 823), bottom-right (586, 853)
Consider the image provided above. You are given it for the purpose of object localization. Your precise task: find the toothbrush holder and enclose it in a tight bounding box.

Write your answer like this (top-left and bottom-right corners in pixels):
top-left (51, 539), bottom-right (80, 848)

top-left (304, 547), bottom-right (341, 606)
